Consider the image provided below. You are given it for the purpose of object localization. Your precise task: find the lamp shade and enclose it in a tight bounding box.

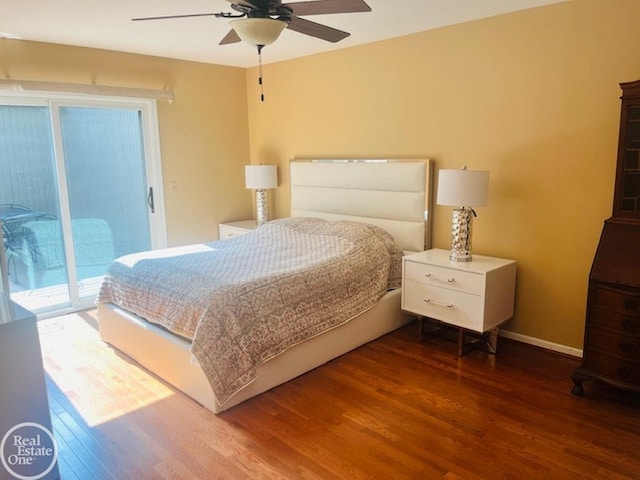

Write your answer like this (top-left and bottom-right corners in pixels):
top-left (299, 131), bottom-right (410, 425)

top-left (245, 165), bottom-right (277, 190)
top-left (437, 169), bottom-right (489, 207)
top-left (230, 18), bottom-right (287, 46)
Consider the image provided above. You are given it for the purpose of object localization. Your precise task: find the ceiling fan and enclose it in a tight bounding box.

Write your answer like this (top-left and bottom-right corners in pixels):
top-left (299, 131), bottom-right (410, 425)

top-left (132, 0), bottom-right (372, 48)
top-left (133, 1), bottom-right (371, 102)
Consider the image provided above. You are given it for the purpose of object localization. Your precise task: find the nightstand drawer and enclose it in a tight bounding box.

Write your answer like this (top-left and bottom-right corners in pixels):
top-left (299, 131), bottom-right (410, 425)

top-left (403, 261), bottom-right (484, 295)
top-left (219, 225), bottom-right (249, 239)
top-left (402, 280), bottom-right (484, 331)
top-left (219, 220), bottom-right (257, 239)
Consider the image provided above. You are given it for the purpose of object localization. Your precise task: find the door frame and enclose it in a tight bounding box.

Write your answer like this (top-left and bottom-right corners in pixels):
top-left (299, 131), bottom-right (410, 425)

top-left (0, 91), bottom-right (167, 312)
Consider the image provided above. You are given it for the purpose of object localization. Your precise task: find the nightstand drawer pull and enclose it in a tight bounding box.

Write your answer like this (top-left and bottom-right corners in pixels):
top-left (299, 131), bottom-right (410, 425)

top-left (424, 273), bottom-right (455, 283)
top-left (423, 298), bottom-right (454, 308)
top-left (622, 318), bottom-right (640, 332)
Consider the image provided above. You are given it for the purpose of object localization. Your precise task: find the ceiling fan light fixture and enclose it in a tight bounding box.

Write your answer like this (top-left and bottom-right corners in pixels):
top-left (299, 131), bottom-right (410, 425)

top-left (229, 18), bottom-right (287, 46)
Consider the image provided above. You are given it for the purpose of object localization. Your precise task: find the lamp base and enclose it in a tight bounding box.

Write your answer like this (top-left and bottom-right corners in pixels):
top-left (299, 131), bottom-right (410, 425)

top-left (255, 189), bottom-right (269, 226)
top-left (449, 207), bottom-right (474, 262)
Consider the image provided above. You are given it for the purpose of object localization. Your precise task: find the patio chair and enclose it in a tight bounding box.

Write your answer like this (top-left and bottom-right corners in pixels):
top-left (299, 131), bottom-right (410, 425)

top-left (12, 218), bottom-right (115, 290)
top-left (0, 204), bottom-right (32, 249)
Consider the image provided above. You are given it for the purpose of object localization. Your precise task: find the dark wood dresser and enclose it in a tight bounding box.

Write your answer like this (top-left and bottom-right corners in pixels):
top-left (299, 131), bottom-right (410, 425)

top-left (571, 80), bottom-right (640, 396)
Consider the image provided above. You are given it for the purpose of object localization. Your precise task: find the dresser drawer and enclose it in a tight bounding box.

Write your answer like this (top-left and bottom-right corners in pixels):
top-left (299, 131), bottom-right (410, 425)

top-left (592, 285), bottom-right (640, 313)
top-left (402, 280), bottom-right (484, 331)
top-left (403, 260), bottom-right (484, 295)
top-left (587, 327), bottom-right (640, 360)
top-left (584, 350), bottom-right (640, 385)
top-left (589, 305), bottom-right (640, 334)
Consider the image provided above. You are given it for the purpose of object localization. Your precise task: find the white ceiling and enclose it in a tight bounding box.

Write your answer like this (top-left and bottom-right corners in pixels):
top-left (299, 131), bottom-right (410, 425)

top-left (2, 0), bottom-right (567, 68)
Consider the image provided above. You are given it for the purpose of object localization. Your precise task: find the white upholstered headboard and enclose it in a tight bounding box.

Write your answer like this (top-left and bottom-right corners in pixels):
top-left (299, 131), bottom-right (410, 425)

top-left (290, 159), bottom-right (432, 252)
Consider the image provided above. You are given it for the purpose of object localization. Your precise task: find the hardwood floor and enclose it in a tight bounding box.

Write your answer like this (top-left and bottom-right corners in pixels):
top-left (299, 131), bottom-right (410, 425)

top-left (37, 310), bottom-right (639, 479)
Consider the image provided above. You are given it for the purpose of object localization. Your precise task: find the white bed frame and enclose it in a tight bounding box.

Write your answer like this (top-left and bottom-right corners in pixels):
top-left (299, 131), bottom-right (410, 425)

top-left (98, 158), bottom-right (432, 413)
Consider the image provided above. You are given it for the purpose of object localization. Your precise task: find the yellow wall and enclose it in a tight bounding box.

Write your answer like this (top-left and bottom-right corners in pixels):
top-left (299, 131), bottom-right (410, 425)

top-left (0, 39), bottom-right (253, 247)
top-left (246, 0), bottom-right (640, 349)
top-left (4, 0), bottom-right (639, 350)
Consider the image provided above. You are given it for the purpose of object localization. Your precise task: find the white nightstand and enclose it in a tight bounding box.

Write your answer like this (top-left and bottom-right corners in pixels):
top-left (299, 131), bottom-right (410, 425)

top-left (401, 248), bottom-right (516, 355)
top-left (218, 220), bottom-right (258, 239)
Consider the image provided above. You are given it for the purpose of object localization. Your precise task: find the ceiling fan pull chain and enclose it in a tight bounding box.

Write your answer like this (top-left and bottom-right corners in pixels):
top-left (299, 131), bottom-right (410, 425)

top-left (258, 45), bottom-right (265, 102)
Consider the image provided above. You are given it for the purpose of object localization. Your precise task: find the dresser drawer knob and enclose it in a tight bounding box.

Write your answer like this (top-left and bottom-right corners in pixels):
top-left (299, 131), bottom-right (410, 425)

top-left (616, 366), bottom-right (632, 378)
top-left (622, 318), bottom-right (640, 332)
top-left (619, 342), bottom-right (638, 355)
top-left (424, 298), bottom-right (454, 308)
top-left (623, 298), bottom-right (639, 310)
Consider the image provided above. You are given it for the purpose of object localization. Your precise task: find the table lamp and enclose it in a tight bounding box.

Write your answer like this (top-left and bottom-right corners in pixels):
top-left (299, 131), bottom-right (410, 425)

top-left (437, 167), bottom-right (489, 262)
top-left (245, 165), bottom-right (278, 225)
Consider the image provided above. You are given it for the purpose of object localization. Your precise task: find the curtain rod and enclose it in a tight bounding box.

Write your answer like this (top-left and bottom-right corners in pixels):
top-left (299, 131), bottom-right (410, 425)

top-left (0, 78), bottom-right (174, 103)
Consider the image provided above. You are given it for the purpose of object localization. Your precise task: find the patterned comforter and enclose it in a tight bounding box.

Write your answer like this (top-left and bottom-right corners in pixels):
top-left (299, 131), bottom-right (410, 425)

top-left (98, 217), bottom-right (403, 404)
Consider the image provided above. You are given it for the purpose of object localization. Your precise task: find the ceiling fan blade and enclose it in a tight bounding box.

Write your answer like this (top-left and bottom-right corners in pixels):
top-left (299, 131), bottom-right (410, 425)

top-left (132, 12), bottom-right (221, 21)
top-left (219, 29), bottom-right (242, 45)
top-left (286, 16), bottom-right (350, 43)
top-left (225, 0), bottom-right (264, 8)
top-left (287, 0), bottom-right (370, 16)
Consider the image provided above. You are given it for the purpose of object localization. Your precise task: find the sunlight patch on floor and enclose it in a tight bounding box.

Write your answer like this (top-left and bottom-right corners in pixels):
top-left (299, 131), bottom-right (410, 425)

top-left (38, 309), bottom-right (175, 427)
top-left (10, 276), bottom-right (103, 315)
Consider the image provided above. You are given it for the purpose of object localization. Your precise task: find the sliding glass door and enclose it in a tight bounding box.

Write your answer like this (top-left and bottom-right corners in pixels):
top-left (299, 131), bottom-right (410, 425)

top-left (0, 95), bottom-right (166, 315)
top-left (0, 104), bottom-right (63, 310)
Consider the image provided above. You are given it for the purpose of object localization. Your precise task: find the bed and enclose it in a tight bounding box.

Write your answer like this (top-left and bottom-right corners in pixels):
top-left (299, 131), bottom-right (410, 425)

top-left (97, 158), bottom-right (432, 413)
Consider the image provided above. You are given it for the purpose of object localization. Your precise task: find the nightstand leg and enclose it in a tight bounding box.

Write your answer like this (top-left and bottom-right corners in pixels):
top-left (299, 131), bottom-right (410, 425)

top-left (457, 327), bottom-right (499, 356)
top-left (457, 328), bottom-right (465, 356)
top-left (418, 317), bottom-right (448, 343)
top-left (485, 328), bottom-right (498, 354)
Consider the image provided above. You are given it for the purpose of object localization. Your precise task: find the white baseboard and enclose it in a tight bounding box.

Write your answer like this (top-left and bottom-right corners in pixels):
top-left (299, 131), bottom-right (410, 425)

top-left (499, 329), bottom-right (583, 358)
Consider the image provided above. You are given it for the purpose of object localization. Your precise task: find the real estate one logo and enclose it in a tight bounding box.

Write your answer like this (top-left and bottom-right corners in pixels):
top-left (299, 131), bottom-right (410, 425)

top-left (1, 422), bottom-right (58, 480)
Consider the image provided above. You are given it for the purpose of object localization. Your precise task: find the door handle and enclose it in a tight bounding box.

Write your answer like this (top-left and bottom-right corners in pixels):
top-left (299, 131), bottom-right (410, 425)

top-left (147, 187), bottom-right (155, 213)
